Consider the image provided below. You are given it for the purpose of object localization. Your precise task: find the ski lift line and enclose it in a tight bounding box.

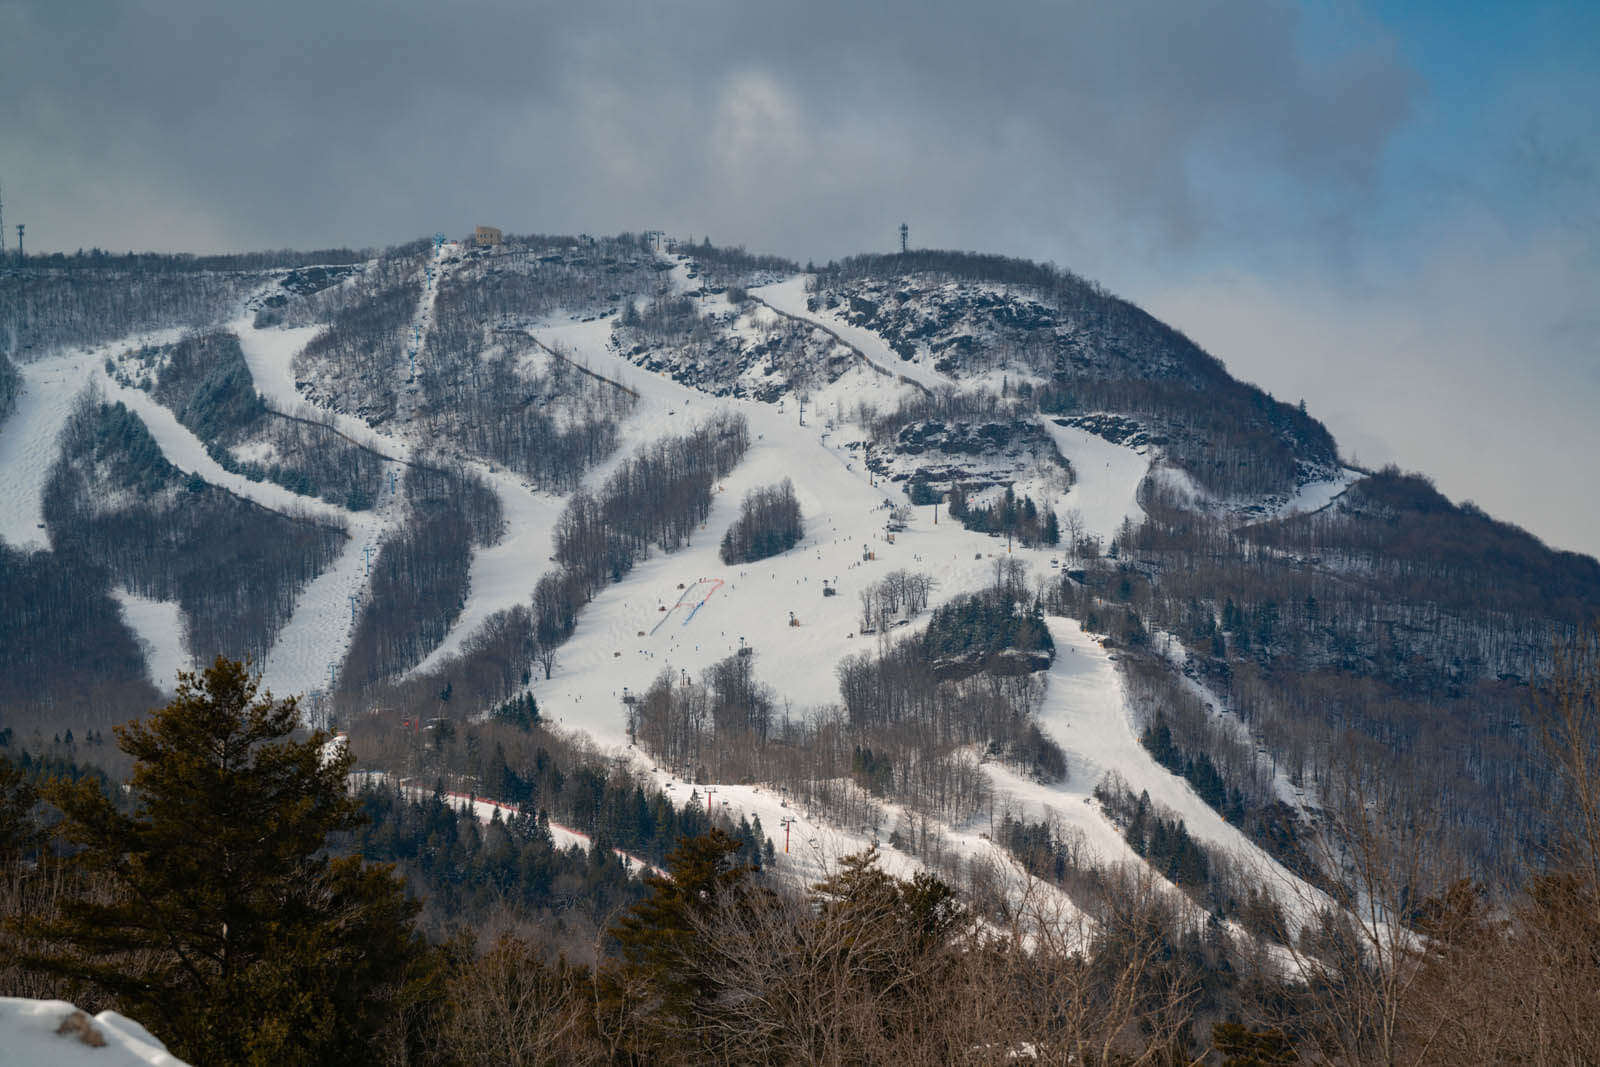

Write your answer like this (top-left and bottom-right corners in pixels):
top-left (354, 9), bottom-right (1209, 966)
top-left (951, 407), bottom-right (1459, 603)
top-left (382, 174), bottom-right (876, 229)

top-left (517, 329), bottom-right (641, 400)
top-left (745, 293), bottom-right (934, 399)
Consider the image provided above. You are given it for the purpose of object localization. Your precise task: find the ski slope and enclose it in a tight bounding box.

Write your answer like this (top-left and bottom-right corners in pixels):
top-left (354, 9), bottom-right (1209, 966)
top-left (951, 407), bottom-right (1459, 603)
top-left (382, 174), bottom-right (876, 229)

top-left (112, 589), bottom-right (189, 692)
top-left (0, 259), bottom-right (1320, 920)
top-left (0, 350), bottom-right (103, 550)
top-left (1038, 421), bottom-right (1150, 545)
top-left (758, 275), bottom-right (955, 393)
top-left (525, 312), bottom-right (1011, 741)
top-left (1279, 466), bottom-right (1363, 517)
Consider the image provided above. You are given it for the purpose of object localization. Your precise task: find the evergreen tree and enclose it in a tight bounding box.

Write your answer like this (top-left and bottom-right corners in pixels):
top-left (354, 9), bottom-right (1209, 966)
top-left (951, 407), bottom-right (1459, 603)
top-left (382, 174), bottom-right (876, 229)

top-left (25, 657), bottom-right (435, 1066)
top-left (601, 829), bottom-right (758, 1053)
top-left (0, 754), bottom-right (40, 865)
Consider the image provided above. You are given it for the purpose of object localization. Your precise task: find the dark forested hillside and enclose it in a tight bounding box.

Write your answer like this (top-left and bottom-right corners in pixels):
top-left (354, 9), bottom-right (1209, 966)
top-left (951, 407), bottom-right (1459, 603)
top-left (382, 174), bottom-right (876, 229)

top-left (43, 395), bottom-right (347, 665)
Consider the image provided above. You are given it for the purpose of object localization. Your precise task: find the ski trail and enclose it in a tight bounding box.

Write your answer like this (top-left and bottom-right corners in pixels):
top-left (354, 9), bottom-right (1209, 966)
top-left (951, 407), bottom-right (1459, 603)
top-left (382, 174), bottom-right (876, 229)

top-left (756, 275), bottom-right (954, 394)
top-left (0, 349), bottom-right (101, 549)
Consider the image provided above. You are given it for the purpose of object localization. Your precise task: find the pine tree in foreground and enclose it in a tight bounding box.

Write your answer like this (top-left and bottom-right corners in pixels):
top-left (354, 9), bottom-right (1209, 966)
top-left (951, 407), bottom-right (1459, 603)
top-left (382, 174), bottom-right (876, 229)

top-left (22, 656), bottom-right (435, 1066)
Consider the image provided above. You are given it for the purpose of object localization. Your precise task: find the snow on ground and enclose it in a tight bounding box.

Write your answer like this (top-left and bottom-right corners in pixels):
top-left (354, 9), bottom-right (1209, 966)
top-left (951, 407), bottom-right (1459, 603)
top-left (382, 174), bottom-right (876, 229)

top-left (259, 513), bottom-right (383, 698)
top-left (0, 998), bottom-right (187, 1066)
top-left (230, 318), bottom-right (320, 413)
top-left (1026, 618), bottom-right (1324, 913)
top-left (1038, 421), bottom-right (1151, 544)
top-left (233, 314), bottom-right (411, 462)
top-left (442, 791), bottom-right (668, 877)
top-left (756, 276), bottom-right (955, 393)
top-left (627, 763), bottom-right (1088, 929)
top-left (100, 377), bottom-right (353, 528)
top-left (527, 312), bottom-right (1014, 743)
top-left (112, 588), bottom-right (190, 692)
top-left (409, 468), bottom-right (568, 674)
top-left (0, 350), bottom-right (101, 550)
top-left (1278, 466), bottom-right (1363, 517)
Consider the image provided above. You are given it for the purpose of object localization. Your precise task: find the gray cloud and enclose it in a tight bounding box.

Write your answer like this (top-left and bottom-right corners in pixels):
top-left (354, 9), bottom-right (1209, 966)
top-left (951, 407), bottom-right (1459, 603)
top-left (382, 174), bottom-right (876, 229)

top-left (9, 0), bottom-right (1595, 557)
top-left (2, 0), bottom-right (1412, 263)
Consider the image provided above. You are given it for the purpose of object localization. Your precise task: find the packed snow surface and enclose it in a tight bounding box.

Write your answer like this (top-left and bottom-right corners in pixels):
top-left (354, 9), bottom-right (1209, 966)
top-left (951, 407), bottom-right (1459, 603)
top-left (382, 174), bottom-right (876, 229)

top-left (0, 261), bottom-right (1324, 914)
top-left (0, 997), bottom-right (188, 1066)
top-left (0, 350), bottom-right (103, 549)
top-left (1039, 422), bottom-right (1149, 544)
top-left (1279, 467), bottom-right (1363, 517)
top-left (112, 588), bottom-right (190, 691)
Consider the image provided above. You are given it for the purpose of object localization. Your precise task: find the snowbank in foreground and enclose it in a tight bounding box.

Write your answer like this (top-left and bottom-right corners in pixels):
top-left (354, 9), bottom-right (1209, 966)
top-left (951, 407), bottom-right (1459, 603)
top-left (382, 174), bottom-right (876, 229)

top-left (0, 998), bottom-right (187, 1066)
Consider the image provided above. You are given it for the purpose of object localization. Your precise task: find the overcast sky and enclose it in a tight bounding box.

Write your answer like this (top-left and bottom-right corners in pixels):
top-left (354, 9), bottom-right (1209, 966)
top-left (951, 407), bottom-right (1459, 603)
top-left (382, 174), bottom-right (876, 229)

top-left (4, 0), bottom-right (1596, 557)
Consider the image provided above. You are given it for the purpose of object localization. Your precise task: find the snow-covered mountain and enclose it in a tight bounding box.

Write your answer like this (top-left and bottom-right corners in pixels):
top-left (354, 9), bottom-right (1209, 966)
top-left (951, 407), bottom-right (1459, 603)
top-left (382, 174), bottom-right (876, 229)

top-left (2, 232), bottom-right (1591, 908)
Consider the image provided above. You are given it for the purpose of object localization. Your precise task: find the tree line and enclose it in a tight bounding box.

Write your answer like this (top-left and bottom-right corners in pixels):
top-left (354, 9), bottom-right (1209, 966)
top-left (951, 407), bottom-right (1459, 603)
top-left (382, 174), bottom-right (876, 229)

top-left (341, 459), bottom-right (503, 690)
top-left (719, 478), bottom-right (803, 564)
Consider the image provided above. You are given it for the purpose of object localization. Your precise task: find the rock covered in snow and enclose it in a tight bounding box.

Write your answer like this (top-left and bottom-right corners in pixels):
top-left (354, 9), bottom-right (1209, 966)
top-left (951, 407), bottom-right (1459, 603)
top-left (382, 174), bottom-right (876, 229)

top-left (0, 998), bottom-right (188, 1066)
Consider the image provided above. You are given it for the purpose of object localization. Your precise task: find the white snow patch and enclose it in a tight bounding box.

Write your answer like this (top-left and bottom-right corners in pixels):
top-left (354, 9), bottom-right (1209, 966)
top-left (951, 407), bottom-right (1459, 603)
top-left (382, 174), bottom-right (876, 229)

top-left (1279, 467), bottom-right (1363, 517)
top-left (1023, 619), bottom-right (1324, 915)
top-left (228, 438), bottom-right (281, 467)
top-left (0, 351), bottom-right (100, 549)
top-left (112, 588), bottom-right (190, 691)
top-left (1039, 422), bottom-right (1151, 545)
top-left (0, 997), bottom-right (188, 1066)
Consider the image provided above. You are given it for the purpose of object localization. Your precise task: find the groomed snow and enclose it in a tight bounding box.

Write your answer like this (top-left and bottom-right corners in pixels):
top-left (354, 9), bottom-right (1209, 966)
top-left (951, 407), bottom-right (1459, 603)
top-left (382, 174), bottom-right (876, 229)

top-left (524, 313), bottom-right (1012, 742)
top-left (0, 998), bottom-right (187, 1066)
top-left (112, 588), bottom-right (190, 692)
top-left (0, 265), bottom-right (1319, 921)
top-left (1279, 466), bottom-right (1363, 517)
top-left (1038, 422), bottom-right (1149, 545)
top-left (0, 350), bottom-right (103, 550)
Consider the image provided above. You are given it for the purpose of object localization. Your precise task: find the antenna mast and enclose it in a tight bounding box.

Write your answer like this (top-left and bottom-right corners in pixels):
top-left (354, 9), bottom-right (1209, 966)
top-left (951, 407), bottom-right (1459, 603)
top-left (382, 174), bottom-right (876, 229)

top-left (0, 179), bottom-right (6, 254)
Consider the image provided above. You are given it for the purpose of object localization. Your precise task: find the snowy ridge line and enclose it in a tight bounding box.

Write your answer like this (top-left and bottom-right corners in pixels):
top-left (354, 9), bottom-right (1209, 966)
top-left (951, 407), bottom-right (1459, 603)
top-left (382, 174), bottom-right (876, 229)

top-left (746, 290), bottom-right (934, 398)
top-left (437, 789), bottom-right (668, 877)
top-left (516, 329), bottom-right (640, 400)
